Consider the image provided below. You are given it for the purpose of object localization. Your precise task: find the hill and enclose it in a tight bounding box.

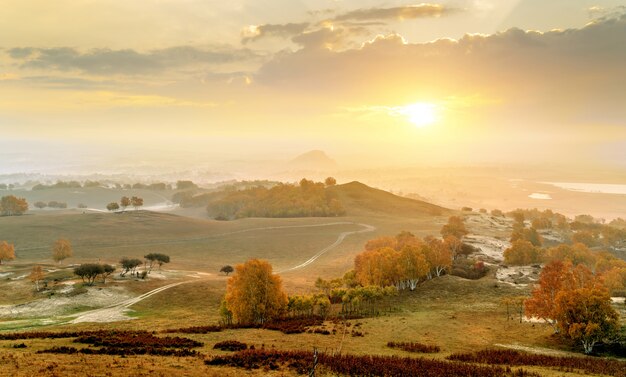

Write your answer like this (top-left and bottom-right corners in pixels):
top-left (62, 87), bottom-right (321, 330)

top-left (328, 181), bottom-right (449, 217)
top-left (287, 150), bottom-right (338, 171)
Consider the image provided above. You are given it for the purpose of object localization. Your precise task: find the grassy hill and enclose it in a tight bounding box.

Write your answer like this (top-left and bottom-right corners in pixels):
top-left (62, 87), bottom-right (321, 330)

top-left (328, 181), bottom-right (449, 217)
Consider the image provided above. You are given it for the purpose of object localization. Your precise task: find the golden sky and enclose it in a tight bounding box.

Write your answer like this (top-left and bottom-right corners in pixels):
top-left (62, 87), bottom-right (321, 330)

top-left (1, 0), bottom-right (625, 171)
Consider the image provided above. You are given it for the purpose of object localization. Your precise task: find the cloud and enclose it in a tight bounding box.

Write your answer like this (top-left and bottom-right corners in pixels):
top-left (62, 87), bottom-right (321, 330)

top-left (241, 23), bottom-right (309, 44)
top-left (257, 13), bottom-right (626, 126)
top-left (6, 45), bottom-right (261, 75)
top-left (333, 4), bottom-right (452, 22)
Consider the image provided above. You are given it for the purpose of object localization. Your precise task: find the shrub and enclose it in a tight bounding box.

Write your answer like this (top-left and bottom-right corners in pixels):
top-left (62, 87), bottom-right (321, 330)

top-left (213, 340), bottom-right (248, 351)
top-left (387, 341), bottom-right (440, 353)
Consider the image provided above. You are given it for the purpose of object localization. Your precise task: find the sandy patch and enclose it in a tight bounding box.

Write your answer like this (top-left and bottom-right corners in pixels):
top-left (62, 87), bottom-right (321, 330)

top-left (463, 235), bottom-right (510, 263)
top-left (496, 265), bottom-right (541, 287)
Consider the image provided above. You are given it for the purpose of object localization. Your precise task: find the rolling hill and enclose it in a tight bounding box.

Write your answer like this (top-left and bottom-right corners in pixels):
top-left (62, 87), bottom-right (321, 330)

top-left (328, 181), bottom-right (449, 217)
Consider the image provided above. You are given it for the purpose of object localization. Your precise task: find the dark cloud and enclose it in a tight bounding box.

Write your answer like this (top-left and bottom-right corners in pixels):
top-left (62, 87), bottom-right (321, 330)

top-left (334, 4), bottom-right (452, 22)
top-left (7, 46), bottom-right (261, 75)
top-left (241, 23), bottom-right (309, 44)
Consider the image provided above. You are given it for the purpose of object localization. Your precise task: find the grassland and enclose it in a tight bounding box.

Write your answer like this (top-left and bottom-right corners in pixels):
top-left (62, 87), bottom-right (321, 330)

top-left (0, 183), bottom-right (623, 376)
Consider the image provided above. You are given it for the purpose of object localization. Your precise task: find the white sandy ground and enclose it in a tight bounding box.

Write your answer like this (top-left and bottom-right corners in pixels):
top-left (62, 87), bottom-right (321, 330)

top-left (463, 235), bottom-right (510, 263)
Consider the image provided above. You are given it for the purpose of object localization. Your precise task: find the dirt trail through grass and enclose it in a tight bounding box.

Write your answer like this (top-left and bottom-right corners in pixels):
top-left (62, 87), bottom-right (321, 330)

top-left (64, 222), bottom-right (374, 323)
top-left (277, 223), bottom-right (375, 273)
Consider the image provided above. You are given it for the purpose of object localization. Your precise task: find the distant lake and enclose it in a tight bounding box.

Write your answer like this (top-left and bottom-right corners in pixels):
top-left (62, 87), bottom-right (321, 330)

top-left (529, 193), bottom-right (552, 200)
top-left (543, 182), bottom-right (626, 195)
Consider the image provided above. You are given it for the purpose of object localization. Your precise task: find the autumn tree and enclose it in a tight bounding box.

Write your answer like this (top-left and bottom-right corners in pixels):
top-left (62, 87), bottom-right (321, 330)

top-left (398, 245), bottom-right (430, 290)
top-left (29, 265), bottom-right (45, 291)
top-left (525, 260), bottom-right (567, 333)
top-left (364, 236), bottom-right (397, 251)
top-left (324, 177), bottom-right (337, 186)
top-left (0, 195), bottom-right (28, 216)
top-left (224, 259), bottom-right (287, 324)
top-left (34, 201), bottom-right (47, 209)
top-left (555, 287), bottom-right (620, 354)
top-left (440, 216), bottom-right (468, 239)
top-left (504, 240), bottom-right (542, 265)
top-left (106, 202), bottom-right (120, 212)
top-left (423, 237), bottom-right (452, 277)
top-left (120, 196), bottom-right (131, 211)
top-left (131, 196), bottom-right (143, 210)
top-left (52, 239), bottom-right (73, 263)
top-left (220, 265), bottom-right (234, 275)
top-left (0, 241), bottom-right (16, 265)
top-left (444, 235), bottom-right (464, 260)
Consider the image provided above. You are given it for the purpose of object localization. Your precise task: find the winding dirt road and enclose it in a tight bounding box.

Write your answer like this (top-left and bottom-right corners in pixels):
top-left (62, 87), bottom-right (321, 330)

top-left (66, 221), bottom-right (375, 323)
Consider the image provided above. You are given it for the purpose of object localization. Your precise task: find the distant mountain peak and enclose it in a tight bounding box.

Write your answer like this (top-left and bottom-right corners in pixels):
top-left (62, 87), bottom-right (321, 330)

top-left (288, 150), bottom-right (338, 171)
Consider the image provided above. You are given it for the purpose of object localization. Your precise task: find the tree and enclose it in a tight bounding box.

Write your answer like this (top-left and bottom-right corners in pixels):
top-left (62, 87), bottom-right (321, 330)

top-left (176, 180), bottom-right (197, 190)
top-left (101, 264), bottom-right (115, 283)
top-left (29, 266), bottom-right (45, 291)
top-left (423, 237), bottom-right (452, 277)
top-left (34, 201), bottom-right (47, 209)
top-left (324, 177), bottom-right (337, 186)
top-left (220, 265), bottom-right (234, 275)
top-left (74, 263), bottom-right (103, 285)
top-left (444, 235), bottom-right (464, 260)
top-left (106, 202), bottom-right (120, 212)
top-left (120, 196), bottom-right (131, 211)
top-left (119, 257), bottom-right (143, 277)
top-left (52, 239), bottom-right (73, 263)
top-left (503, 240), bottom-right (542, 265)
top-left (525, 260), bottom-right (567, 333)
top-left (440, 216), bottom-right (468, 239)
top-left (224, 259), bottom-right (287, 324)
top-left (555, 287), bottom-right (620, 354)
top-left (398, 245), bottom-right (430, 290)
top-left (131, 196), bottom-right (143, 210)
top-left (144, 253), bottom-right (170, 272)
top-left (0, 241), bottom-right (16, 265)
top-left (0, 195), bottom-right (28, 216)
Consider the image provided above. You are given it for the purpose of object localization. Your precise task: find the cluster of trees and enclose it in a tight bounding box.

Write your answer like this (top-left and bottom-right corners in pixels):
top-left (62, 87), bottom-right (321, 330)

top-left (0, 195), bottom-right (28, 216)
top-left (106, 196), bottom-right (143, 212)
top-left (34, 201), bottom-right (68, 209)
top-left (525, 260), bottom-right (622, 354)
top-left (206, 178), bottom-right (344, 220)
top-left (0, 241), bottom-right (16, 264)
top-left (145, 253), bottom-right (170, 272)
top-left (74, 263), bottom-right (115, 285)
top-left (32, 180), bottom-right (175, 190)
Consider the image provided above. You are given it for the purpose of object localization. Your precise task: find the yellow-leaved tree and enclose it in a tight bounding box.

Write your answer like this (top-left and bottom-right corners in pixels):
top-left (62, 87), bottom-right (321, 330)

top-left (52, 238), bottom-right (73, 263)
top-left (0, 241), bottom-right (16, 264)
top-left (224, 259), bottom-right (287, 325)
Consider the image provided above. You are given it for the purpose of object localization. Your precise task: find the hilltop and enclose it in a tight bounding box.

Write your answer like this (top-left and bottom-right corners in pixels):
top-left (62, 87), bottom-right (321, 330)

top-left (329, 181), bottom-right (449, 217)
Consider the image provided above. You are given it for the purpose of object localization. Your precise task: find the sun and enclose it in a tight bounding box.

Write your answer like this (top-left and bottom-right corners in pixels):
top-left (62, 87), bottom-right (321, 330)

top-left (399, 102), bottom-right (437, 127)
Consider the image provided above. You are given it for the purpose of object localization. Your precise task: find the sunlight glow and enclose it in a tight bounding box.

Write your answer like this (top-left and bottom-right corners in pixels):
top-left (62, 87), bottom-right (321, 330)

top-left (398, 102), bottom-right (437, 127)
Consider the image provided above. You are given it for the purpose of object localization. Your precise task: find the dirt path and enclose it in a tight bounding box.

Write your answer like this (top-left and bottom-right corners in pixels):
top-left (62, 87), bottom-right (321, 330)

top-left (64, 223), bottom-right (375, 323)
top-left (277, 223), bottom-right (375, 273)
top-left (69, 280), bottom-right (192, 323)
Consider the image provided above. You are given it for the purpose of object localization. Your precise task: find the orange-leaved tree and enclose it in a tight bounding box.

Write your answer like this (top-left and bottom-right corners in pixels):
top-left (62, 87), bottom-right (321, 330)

top-left (29, 265), bottom-right (45, 291)
top-left (440, 216), bottom-right (468, 239)
top-left (0, 241), bottom-right (16, 264)
top-left (555, 286), bottom-right (619, 354)
top-left (52, 238), bottom-right (73, 263)
top-left (525, 260), bottom-right (567, 333)
top-left (224, 259), bottom-right (287, 324)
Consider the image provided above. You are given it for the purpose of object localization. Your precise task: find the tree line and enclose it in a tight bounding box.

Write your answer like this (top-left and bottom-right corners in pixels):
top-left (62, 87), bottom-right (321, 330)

top-left (106, 196), bottom-right (143, 212)
top-left (206, 178), bottom-right (344, 220)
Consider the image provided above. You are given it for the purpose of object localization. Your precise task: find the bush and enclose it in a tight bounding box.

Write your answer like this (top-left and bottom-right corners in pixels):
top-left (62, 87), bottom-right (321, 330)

top-left (213, 340), bottom-right (248, 351)
top-left (387, 341), bottom-right (440, 353)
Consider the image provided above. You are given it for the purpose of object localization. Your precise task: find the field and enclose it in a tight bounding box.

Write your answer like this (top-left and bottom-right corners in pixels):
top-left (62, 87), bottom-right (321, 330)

top-left (0, 183), bottom-right (624, 376)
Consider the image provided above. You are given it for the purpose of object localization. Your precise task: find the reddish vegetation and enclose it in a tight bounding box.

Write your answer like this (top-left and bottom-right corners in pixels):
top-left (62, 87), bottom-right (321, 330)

top-left (38, 346), bottom-right (199, 357)
top-left (75, 332), bottom-right (202, 349)
top-left (387, 341), bottom-right (440, 353)
top-left (447, 349), bottom-right (626, 377)
top-left (206, 349), bottom-right (540, 376)
top-left (213, 340), bottom-right (248, 351)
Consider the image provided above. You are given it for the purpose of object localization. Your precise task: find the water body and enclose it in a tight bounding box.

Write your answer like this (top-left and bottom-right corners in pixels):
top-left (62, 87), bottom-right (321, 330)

top-left (543, 182), bottom-right (626, 195)
top-left (528, 193), bottom-right (552, 200)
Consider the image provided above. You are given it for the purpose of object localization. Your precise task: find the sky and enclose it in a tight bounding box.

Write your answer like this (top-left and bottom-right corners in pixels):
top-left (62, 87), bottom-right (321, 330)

top-left (1, 0), bottom-right (625, 173)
